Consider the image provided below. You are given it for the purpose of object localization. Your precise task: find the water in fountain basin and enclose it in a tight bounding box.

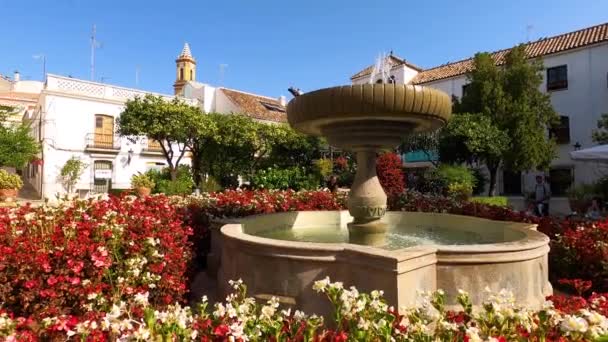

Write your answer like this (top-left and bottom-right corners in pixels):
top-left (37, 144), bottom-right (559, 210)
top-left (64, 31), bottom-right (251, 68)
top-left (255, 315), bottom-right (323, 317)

top-left (254, 224), bottom-right (521, 250)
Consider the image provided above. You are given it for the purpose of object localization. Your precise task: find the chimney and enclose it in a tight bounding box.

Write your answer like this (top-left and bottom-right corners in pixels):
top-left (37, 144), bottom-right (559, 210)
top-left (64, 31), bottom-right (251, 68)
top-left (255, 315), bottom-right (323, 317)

top-left (278, 95), bottom-right (286, 106)
top-left (13, 70), bottom-right (20, 82)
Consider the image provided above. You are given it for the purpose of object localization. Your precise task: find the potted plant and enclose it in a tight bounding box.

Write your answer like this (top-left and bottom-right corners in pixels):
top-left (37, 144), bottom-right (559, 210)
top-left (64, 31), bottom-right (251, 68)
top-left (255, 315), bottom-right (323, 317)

top-left (0, 169), bottom-right (23, 202)
top-left (566, 183), bottom-right (595, 214)
top-left (131, 173), bottom-right (155, 197)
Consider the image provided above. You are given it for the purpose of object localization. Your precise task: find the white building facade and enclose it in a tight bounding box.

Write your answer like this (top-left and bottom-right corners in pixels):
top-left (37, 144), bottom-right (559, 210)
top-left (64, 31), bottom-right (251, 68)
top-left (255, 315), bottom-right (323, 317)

top-left (26, 74), bottom-right (195, 198)
top-left (351, 23), bottom-right (608, 205)
top-left (23, 43), bottom-right (287, 199)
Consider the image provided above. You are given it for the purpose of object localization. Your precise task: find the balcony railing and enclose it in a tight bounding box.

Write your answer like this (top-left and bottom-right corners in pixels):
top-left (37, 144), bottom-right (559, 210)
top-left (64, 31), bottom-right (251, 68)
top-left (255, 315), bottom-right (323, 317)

top-left (85, 133), bottom-right (121, 151)
top-left (144, 139), bottom-right (163, 151)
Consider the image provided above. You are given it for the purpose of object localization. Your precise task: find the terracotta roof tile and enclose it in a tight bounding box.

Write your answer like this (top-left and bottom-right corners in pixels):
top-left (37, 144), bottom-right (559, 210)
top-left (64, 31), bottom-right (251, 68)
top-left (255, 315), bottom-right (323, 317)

top-left (351, 54), bottom-right (423, 80)
top-left (220, 88), bottom-right (287, 123)
top-left (411, 22), bottom-right (608, 84)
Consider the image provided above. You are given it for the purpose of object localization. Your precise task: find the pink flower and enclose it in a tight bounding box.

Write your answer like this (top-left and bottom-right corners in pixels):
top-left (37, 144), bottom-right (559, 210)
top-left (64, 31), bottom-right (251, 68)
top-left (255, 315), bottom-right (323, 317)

top-left (47, 276), bottom-right (58, 286)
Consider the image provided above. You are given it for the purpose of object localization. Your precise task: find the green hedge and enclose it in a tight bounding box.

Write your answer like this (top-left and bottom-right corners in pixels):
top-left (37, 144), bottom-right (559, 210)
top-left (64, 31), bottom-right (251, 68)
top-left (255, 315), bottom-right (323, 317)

top-left (470, 196), bottom-right (509, 207)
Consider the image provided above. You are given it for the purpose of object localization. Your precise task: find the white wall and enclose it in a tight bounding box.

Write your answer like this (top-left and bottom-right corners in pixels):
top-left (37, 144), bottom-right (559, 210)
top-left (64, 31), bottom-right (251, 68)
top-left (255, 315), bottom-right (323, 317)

top-left (215, 89), bottom-right (240, 113)
top-left (351, 65), bottom-right (420, 85)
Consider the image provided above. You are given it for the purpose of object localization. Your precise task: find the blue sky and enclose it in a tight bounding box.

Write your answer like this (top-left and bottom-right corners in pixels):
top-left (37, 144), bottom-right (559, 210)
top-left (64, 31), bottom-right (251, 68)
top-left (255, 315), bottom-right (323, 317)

top-left (1, 0), bottom-right (606, 98)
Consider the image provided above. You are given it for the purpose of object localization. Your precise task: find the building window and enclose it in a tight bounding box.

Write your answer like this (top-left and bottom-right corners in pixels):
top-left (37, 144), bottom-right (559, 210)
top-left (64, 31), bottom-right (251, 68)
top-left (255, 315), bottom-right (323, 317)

top-left (375, 79), bottom-right (383, 84)
top-left (547, 65), bottom-right (568, 91)
top-left (95, 116), bottom-right (104, 128)
top-left (179, 68), bottom-right (184, 81)
top-left (462, 83), bottom-right (471, 98)
top-left (502, 170), bottom-right (522, 195)
top-left (190, 70), bottom-right (194, 81)
top-left (260, 101), bottom-right (286, 113)
top-left (549, 167), bottom-right (573, 197)
top-left (549, 116), bottom-right (570, 144)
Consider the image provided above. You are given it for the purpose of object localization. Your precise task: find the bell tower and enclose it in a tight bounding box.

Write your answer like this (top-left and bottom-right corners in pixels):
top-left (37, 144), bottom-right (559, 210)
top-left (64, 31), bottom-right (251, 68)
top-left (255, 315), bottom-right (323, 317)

top-left (173, 43), bottom-right (196, 95)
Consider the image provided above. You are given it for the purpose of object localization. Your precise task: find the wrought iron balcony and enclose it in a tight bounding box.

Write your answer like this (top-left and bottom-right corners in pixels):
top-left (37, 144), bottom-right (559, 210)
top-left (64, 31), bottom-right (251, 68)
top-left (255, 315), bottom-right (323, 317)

top-left (85, 133), bottom-right (121, 152)
top-left (141, 138), bottom-right (164, 155)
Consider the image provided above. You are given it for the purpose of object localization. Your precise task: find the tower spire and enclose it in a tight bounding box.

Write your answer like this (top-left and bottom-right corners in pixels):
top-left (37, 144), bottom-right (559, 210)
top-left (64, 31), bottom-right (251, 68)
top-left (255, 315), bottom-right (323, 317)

top-left (173, 42), bottom-right (197, 95)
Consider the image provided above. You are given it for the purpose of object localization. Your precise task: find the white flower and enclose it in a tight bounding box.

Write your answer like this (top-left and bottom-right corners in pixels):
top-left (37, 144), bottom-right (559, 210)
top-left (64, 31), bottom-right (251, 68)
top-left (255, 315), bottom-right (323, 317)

top-left (261, 305), bottom-right (276, 319)
top-left (213, 303), bottom-right (226, 318)
top-left (293, 310), bottom-right (307, 321)
top-left (312, 277), bottom-right (331, 293)
top-left (228, 279), bottom-right (244, 290)
top-left (357, 317), bottom-right (370, 330)
top-left (561, 315), bottom-right (589, 333)
top-left (134, 292), bottom-right (149, 307)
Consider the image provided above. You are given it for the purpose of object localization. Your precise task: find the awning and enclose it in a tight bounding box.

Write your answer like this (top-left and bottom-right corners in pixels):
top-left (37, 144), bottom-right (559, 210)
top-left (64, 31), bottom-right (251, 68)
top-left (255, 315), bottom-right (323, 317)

top-left (570, 144), bottom-right (608, 161)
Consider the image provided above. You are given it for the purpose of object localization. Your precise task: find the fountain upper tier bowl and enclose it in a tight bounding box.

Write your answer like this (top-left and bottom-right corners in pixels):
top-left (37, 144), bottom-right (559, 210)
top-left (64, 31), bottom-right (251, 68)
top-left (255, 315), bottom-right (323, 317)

top-left (287, 84), bottom-right (451, 149)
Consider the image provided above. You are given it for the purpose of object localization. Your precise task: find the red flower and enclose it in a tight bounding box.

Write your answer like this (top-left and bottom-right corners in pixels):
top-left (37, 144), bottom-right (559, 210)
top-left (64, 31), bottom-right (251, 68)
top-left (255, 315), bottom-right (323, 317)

top-left (213, 324), bottom-right (230, 337)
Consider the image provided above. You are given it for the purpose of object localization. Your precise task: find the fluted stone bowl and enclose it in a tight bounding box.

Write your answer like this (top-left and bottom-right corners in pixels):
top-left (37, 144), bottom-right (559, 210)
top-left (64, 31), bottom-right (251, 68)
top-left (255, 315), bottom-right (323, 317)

top-left (287, 84), bottom-right (452, 150)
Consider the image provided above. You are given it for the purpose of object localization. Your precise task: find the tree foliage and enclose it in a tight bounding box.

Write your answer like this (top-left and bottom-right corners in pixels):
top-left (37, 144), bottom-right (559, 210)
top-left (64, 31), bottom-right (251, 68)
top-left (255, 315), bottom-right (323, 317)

top-left (60, 157), bottom-right (87, 193)
top-left (444, 44), bottom-right (558, 195)
top-left (117, 95), bottom-right (204, 181)
top-left (0, 106), bottom-right (40, 169)
top-left (592, 113), bottom-right (608, 144)
top-left (191, 113), bottom-right (324, 188)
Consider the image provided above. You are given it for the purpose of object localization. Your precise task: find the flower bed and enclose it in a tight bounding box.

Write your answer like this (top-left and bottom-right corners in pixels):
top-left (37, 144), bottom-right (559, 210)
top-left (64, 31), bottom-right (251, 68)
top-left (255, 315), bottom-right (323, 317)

top-left (0, 195), bottom-right (192, 319)
top-left (1, 278), bottom-right (607, 341)
top-left (0, 190), bottom-right (606, 340)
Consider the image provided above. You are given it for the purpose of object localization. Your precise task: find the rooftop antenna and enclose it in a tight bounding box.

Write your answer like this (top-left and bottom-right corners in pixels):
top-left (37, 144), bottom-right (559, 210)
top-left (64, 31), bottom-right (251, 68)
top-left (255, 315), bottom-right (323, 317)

top-left (32, 54), bottom-right (46, 80)
top-left (219, 63), bottom-right (228, 87)
top-left (526, 24), bottom-right (534, 42)
top-left (90, 24), bottom-right (103, 81)
top-left (135, 66), bottom-right (140, 87)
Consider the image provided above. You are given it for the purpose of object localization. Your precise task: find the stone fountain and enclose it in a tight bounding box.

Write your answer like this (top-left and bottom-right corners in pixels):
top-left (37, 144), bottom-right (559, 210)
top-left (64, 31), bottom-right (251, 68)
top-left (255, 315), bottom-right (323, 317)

top-left (287, 84), bottom-right (450, 244)
top-left (216, 83), bottom-right (551, 316)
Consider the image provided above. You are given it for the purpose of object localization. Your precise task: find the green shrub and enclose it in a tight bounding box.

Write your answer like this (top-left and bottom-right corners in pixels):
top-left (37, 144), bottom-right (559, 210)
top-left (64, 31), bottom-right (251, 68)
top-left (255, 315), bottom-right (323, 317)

top-left (0, 169), bottom-right (23, 190)
top-left (251, 167), bottom-right (320, 191)
top-left (471, 168), bottom-right (487, 195)
top-left (438, 165), bottom-right (476, 197)
top-left (200, 175), bottom-right (222, 192)
top-left (567, 183), bottom-right (596, 201)
top-left (448, 182), bottom-right (473, 200)
top-left (471, 196), bottom-right (508, 207)
top-left (593, 175), bottom-right (608, 200)
top-left (131, 173), bottom-right (155, 189)
top-left (313, 158), bottom-right (333, 179)
top-left (144, 165), bottom-right (194, 195)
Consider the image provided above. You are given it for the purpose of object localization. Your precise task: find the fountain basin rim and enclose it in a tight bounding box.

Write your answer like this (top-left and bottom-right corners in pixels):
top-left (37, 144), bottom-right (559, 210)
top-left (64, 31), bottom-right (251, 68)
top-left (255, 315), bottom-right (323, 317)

top-left (286, 84), bottom-right (452, 137)
top-left (219, 211), bottom-right (549, 264)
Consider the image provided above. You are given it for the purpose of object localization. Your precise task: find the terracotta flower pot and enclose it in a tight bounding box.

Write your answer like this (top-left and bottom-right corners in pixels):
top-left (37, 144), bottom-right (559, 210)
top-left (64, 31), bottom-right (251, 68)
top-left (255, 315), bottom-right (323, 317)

top-left (136, 187), bottom-right (151, 197)
top-left (0, 188), bottom-right (18, 202)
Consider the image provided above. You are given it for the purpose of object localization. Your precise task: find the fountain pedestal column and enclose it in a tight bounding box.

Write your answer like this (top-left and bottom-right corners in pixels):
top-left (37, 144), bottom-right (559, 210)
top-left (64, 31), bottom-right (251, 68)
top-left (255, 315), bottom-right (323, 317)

top-left (347, 149), bottom-right (388, 241)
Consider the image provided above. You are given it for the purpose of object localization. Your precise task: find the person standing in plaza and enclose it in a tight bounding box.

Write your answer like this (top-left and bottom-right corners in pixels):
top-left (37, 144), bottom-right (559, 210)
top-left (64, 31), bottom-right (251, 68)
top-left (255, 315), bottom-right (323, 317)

top-left (534, 175), bottom-right (551, 216)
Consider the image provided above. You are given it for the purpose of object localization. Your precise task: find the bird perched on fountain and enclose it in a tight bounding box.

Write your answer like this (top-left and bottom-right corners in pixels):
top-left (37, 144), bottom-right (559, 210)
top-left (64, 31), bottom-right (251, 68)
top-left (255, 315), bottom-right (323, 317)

top-left (288, 87), bottom-right (303, 97)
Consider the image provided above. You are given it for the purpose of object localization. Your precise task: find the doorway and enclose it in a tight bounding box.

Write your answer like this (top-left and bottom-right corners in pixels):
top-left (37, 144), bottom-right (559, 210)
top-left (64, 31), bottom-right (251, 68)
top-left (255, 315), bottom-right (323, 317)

top-left (93, 160), bottom-right (112, 193)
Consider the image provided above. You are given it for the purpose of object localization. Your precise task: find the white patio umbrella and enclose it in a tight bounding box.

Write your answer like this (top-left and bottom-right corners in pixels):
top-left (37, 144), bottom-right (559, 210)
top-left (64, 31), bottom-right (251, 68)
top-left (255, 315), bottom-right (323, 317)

top-left (570, 144), bottom-right (608, 162)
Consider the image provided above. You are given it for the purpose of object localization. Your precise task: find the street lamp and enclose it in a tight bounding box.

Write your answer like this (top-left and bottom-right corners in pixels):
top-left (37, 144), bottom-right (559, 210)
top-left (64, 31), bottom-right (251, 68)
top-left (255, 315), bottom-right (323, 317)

top-left (127, 149), bottom-right (134, 164)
